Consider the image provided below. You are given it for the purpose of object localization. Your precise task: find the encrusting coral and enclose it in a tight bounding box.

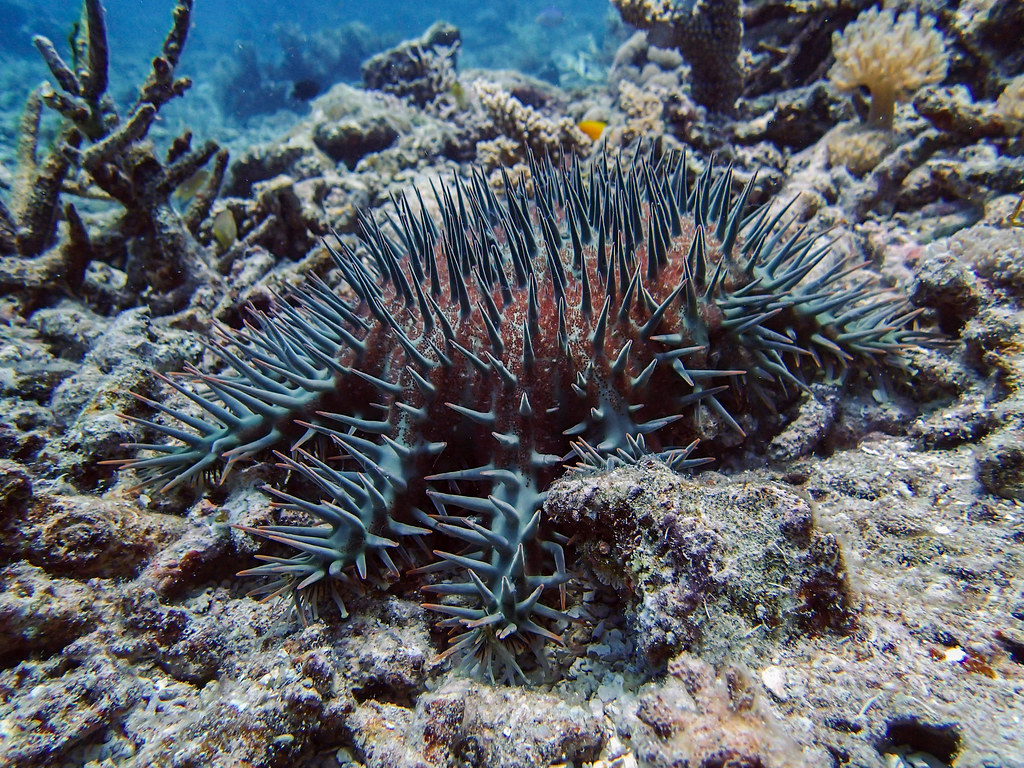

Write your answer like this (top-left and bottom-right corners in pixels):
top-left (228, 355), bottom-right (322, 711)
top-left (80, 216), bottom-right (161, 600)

top-left (829, 7), bottom-right (948, 131)
top-left (120, 145), bottom-right (933, 683)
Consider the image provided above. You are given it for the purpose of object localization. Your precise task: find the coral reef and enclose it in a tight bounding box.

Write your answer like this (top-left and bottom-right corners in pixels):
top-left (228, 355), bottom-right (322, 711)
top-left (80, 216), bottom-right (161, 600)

top-left (1, 1), bottom-right (1023, 766)
top-left (995, 74), bottom-right (1024, 133)
top-left (217, 21), bottom-right (385, 120)
top-left (0, 88), bottom-right (78, 261)
top-left (742, 0), bottom-right (865, 98)
top-left (916, 209), bottom-right (1024, 501)
top-left (6, 425), bottom-right (1024, 766)
top-left (824, 121), bottom-right (897, 177)
top-left (473, 79), bottom-right (587, 161)
top-left (362, 22), bottom-right (461, 108)
top-left (547, 462), bottom-right (855, 670)
top-left (0, 0), bottom-right (226, 315)
top-left (824, 7), bottom-right (949, 176)
top-left (628, 653), bottom-right (824, 768)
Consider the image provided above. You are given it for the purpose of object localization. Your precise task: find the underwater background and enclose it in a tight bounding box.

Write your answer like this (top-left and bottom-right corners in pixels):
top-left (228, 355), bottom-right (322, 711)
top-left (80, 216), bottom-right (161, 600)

top-left (0, 0), bottom-right (617, 159)
top-left (1, 0), bottom-right (1023, 767)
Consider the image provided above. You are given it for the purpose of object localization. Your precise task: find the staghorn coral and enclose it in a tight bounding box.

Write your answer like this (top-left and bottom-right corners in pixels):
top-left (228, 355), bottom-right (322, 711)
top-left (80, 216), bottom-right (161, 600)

top-left (0, 89), bottom-right (80, 262)
top-left (610, 0), bottom-right (744, 115)
top-left (829, 7), bottom-right (949, 131)
top-left (122, 148), bottom-right (932, 683)
top-left (0, 0), bottom-right (114, 264)
top-left (0, 0), bottom-right (226, 314)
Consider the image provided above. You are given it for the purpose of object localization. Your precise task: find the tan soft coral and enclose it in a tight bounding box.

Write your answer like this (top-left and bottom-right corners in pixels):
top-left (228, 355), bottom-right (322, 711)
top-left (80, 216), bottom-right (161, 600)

top-left (830, 8), bottom-right (948, 130)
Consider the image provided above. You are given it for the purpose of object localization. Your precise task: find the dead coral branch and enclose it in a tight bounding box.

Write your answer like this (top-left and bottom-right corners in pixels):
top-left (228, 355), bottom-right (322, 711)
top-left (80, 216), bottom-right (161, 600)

top-left (0, 90), bottom-right (81, 259)
top-left (1, 0), bottom-right (224, 314)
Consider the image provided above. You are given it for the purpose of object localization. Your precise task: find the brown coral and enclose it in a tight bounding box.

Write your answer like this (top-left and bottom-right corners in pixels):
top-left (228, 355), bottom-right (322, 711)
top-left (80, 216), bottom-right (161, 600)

top-left (611, 0), bottom-right (743, 115)
top-left (830, 8), bottom-right (948, 130)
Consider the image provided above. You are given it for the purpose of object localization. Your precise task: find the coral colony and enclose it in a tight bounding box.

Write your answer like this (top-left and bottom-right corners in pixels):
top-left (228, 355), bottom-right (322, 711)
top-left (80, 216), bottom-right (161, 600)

top-left (124, 147), bottom-right (930, 683)
top-left (828, 8), bottom-right (948, 131)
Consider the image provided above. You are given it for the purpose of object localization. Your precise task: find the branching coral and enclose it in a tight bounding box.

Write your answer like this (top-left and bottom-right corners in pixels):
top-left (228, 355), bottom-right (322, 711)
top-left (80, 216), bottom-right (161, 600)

top-left (362, 21), bottom-right (461, 108)
top-left (610, 0), bottom-right (743, 115)
top-left (473, 79), bottom-right (587, 161)
top-left (0, 0), bottom-right (226, 313)
top-left (4, 89), bottom-right (80, 253)
top-left (617, 80), bottom-right (666, 145)
top-left (122, 148), bottom-right (933, 683)
top-left (829, 7), bottom-right (949, 131)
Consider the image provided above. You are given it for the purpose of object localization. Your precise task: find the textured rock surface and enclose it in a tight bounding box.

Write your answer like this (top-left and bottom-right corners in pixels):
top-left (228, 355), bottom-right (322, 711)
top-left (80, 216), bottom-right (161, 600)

top-left (547, 465), bottom-right (856, 669)
top-left (1, 420), bottom-right (1021, 766)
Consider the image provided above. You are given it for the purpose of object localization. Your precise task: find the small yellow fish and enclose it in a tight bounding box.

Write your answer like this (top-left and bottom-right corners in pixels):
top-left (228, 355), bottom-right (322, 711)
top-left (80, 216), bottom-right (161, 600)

top-left (450, 80), bottom-right (467, 110)
top-left (173, 168), bottom-right (210, 204)
top-left (577, 120), bottom-right (606, 141)
top-left (1008, 191), bottom-right (1024, 227)
top-left (212, 209), bottom-right (237, 249)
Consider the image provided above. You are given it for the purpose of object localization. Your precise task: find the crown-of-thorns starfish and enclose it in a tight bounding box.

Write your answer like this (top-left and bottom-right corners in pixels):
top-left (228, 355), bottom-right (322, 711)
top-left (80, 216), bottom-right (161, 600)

top-left (117, 145), bottom-right (931, 683)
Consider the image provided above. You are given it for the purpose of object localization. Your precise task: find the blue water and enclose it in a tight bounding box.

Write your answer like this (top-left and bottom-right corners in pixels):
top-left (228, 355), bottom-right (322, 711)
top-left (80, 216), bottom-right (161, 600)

top-left (5, 0), bottom-right (605, 55)
top-left (1, 0), bottom-right (614, 140)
